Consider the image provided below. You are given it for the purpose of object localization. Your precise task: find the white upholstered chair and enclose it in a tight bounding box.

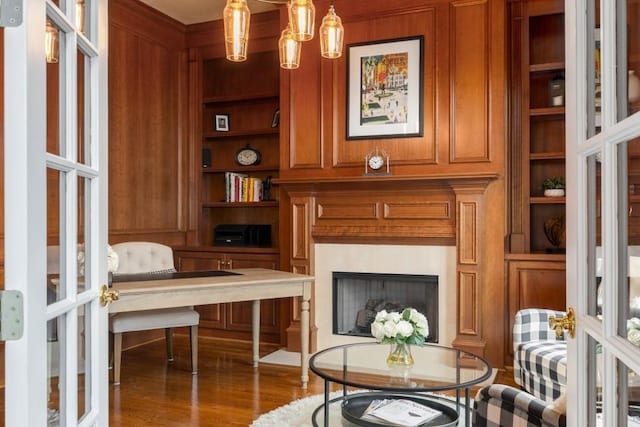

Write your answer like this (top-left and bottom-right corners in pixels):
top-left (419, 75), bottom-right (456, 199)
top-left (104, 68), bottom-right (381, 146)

top-left (109, 242), bottom-right (199, 385)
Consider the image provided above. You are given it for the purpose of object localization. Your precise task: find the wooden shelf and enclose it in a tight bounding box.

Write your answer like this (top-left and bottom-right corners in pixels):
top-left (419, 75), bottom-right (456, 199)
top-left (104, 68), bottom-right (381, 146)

top-left (202, 166), bottom-right (279, 173)
top-left (203, 128), bottom-right (279, 139)
top-left (529, 196), bottom-right (566, 204)
top-left (201, 201), bottom-right (279, 208)
top-left (530, 152), bottom-right (565, 160)
top-left (530, 106), bottom-right (565, 116)
top-left (203, 92), bottom-right (279, 104)
top-left (530, 62), bottom-right (565, 72)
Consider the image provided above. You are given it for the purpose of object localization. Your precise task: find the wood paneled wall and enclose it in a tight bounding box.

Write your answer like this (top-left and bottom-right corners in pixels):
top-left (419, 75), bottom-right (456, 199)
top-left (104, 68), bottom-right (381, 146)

top-left (107, 0), bottom-right (188, 246)
top-left (280, 0), bottom-right (505, 179)
top-left (278, 0), bottom-right (507, 368)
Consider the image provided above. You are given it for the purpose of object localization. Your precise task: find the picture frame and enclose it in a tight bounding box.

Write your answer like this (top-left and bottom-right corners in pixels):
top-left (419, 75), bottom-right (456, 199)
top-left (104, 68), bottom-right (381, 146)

top-left (346, 36), bottom-right (424, 140)
top-left (215, 113), bottom-right (230, 132)
top-left (271, 109), bottom-right (280, 128)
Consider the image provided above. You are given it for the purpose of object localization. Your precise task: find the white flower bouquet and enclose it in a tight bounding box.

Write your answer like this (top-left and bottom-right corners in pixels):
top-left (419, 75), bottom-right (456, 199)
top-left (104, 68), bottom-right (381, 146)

top-left (371, 307), bottom-right (429, 346)
top-left (77, 244), bottom-right (120, 276)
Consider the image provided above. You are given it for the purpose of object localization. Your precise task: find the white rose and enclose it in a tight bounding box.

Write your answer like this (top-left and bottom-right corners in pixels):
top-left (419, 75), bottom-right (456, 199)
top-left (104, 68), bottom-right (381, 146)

top-left (387, 312), bottom-right (401, 323)
top-left (374, 310), bottom-right (388, 322)
top-left (383, 320), bottom-right (399, 339)
top-left (416, 320), bottom-right (429, 338)
top-left (396, 320), bottom-right (414, 338)
top-left (371, 321), bottom-right (385, 342)
top-left (107, 245), bottom-right (119, 273)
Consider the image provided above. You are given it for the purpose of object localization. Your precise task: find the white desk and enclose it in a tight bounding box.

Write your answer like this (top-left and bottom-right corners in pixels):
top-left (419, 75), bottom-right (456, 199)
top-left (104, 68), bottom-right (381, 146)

top-left (109, 268), bottom-right (314, 388)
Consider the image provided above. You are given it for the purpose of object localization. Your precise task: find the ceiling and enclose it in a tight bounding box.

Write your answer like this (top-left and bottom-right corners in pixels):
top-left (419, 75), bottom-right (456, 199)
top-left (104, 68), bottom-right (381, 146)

top-left (138, 0), bottom-right (282, 25)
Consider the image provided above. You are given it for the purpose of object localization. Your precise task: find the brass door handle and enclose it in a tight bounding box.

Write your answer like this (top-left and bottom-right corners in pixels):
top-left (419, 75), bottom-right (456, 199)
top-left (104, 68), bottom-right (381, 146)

top-left (100, 285), bottom-right (119, 307)
top-left (549, 307), bottom-right (576, 339)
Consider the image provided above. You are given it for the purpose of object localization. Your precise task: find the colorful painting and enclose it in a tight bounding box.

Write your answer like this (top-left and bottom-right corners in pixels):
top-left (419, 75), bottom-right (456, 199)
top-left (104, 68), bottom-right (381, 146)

top-left (360, 52), bottom-right (409, 125)
top-left (347, 36), bottom-right (423, 140)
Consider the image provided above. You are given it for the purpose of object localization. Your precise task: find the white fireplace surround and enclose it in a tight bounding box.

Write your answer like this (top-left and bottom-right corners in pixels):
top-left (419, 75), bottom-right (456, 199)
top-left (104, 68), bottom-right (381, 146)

top-left (314, 243), bottom-right (457, 351)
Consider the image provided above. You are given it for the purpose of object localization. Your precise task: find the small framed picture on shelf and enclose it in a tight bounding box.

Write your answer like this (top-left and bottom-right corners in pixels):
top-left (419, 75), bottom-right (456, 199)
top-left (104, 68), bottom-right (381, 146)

top-left (271, 109), bottom-right (280, 128)
top-left (215, 113), bottom-right (230, 132)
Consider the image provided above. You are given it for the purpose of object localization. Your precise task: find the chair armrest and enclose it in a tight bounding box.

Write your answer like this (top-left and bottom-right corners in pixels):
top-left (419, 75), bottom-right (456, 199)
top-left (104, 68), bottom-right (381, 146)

top-left (473, 384), bottom-right (565, 427)
top-left (514, 308), bottom-right (567, 351)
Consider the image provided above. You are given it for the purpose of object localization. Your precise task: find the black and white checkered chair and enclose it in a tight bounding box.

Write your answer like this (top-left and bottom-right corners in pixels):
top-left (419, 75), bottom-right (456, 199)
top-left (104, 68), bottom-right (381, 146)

top-left (473, 384), bottom-right (566, 427)
top-left (513, 308), bottom-right (567, 402)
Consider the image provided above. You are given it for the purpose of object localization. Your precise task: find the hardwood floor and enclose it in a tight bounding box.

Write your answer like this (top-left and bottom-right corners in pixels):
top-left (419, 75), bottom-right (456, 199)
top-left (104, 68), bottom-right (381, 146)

top-left (0, 336), bottom-right (518, 426)
top-left (107, 336), bottom-right (518, 426)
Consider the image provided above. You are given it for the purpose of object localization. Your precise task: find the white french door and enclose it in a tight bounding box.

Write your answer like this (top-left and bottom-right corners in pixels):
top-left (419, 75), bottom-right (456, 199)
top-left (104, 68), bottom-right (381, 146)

top-left (566, 0), bottom-right (640, 425)
top-left (4, 0), bottom-right (109, 425)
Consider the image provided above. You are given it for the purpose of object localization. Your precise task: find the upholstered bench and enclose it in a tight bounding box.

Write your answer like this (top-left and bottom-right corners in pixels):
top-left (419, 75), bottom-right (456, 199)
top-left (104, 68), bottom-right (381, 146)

top-left (513, 309), bottom-right (567, 402)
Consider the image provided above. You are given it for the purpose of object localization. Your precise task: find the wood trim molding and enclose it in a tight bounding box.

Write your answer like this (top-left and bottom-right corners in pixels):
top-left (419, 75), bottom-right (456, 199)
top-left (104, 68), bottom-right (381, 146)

top-left (282, 175), bottom-right (498, 360)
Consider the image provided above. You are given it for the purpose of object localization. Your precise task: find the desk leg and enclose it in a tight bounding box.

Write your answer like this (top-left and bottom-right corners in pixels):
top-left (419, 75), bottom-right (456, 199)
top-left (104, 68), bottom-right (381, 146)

top-left (300, 287), bottom-right (310, 389)
top-left (252, 300), bottom-right (260, 368)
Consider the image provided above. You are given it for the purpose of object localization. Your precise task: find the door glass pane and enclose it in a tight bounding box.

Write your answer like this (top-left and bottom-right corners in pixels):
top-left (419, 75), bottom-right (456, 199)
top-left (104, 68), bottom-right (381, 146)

top-left (589, 336), bottom-right (600, 426)
top-left (46, 19), bottom-right (63, 157)
top-left (589, 152), bottom-right (603, 317)
top-left (589, 2), bottom-right (602, 136)
top-left (77, 48), bottom-right (87, 165)
top-left (623, 0), bottom-right (640, 121)
top-left (47, 314), bottom-right (65, 426)
top-left (78, 176), bottom-right (88, 292)
top-left (48, 168), bottom-right (66, 303)
top-left (615, 360), bottom-right (640, 426)
top-left (78, 304), bottom-right (90, 422)
top-left (624, 138), bottom-right (640, 342)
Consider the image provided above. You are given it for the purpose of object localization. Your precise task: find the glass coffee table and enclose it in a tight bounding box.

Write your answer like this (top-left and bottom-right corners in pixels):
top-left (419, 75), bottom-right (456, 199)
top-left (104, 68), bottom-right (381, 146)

top-left (309, 343), bottom-right (492, 427)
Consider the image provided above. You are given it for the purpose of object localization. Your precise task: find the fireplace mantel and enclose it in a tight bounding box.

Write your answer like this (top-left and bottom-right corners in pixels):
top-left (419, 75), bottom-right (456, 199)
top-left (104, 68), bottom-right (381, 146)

top-left (280, 173), bottom-right (505, 368)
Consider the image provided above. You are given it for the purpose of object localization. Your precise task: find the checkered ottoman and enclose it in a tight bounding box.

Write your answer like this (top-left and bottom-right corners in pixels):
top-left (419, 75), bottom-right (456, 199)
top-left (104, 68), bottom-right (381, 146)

top-left (513, 309), bottom-right (567, 402)
top-left (473, 384), bottom-right (566, 427)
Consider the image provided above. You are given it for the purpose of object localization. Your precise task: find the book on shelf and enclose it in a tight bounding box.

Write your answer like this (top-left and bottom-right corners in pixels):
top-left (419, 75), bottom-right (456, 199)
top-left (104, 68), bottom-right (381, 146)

top-left (360, 398), bottom-right (442, 427)
top-left (224, 172), bottom-right (263, 203)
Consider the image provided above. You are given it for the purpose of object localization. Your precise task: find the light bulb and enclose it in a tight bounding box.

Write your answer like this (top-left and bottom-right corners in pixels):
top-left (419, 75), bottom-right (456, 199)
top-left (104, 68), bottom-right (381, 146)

top-left (319, 4), bottom-right (343, 58)
top-left (223, 0), bottom-right (251, 62)
top-left (288, 0), bottom-right (315, 42)
top-left (279, 24), bottom-right (301, 69)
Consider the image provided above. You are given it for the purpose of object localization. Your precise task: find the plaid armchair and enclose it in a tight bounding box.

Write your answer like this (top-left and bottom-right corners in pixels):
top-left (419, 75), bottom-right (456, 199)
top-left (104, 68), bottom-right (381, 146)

top-left (513, 309), bottom-right (567, 402)
top-left (473, 384), bottom-right (566, 427)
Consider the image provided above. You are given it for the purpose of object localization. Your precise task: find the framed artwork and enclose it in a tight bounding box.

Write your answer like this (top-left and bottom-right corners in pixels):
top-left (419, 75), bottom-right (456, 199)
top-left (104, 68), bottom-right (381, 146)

top-left (215, 113), bottom-right (230, 132)
top-left (346, 36), bottom-right (424, 140)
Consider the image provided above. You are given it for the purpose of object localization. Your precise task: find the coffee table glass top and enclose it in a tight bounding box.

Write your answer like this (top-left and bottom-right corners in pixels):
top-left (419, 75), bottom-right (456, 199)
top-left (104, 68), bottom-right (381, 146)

top-left (310, 342), bottom-right (491, 392)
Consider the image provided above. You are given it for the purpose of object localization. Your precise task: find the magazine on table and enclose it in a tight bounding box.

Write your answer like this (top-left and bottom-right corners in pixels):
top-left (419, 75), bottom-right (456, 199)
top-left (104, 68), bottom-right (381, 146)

top-left (360, 398), bottom-right (442, 426)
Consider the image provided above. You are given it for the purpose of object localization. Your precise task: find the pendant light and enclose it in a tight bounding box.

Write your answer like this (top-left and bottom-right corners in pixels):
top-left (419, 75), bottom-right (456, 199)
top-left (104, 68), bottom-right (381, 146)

top-left (319, 2), bottom-right (343, 58)
top-left (288, 0), bottom-right (315, 42)
top-left (223, 0), bottom-right (251, 62)
top-left (45, 21), bottom-right (59, 64)
top-left (279, 24), bottom-right (301, 69)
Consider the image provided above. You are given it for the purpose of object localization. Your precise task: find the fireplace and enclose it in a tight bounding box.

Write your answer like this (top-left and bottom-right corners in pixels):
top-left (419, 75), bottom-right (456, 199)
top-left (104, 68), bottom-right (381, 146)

top-left (332, 272), bottom-right (439, 343)
top-left (313, 243), bottom-right (456, 350)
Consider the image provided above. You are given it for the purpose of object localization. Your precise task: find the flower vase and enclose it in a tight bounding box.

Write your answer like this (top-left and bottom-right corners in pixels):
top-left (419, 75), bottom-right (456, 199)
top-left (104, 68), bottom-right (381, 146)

top-left (386, 342), bottom-right (414, 367)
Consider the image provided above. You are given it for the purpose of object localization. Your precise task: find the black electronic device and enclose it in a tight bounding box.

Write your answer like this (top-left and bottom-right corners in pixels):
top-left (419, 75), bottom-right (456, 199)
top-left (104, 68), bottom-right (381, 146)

top-left (214, 224), bottom-right (272, 247)
top-left (202, 148), bottom-right (212, 168)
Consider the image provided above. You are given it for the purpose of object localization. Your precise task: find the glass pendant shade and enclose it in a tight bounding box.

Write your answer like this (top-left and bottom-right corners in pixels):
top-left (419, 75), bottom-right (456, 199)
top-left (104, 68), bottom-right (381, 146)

top-left (223, 0), bottom-right (251, 62)
top-left (319, 5), bottom-right (343, 58)
top-left (76, 0), bottom-right (85, 33)
top-left (288, 0), bottom-right (315, 42)
top-left (45, 22), bottom-right (59, 64)
top-left (279, 25), bottom-right (301, 69)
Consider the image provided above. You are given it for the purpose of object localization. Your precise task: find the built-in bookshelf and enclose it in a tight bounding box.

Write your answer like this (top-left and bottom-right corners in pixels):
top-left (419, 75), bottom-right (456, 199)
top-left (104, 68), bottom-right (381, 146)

top-left (198, 51), bottom-right (280, 249)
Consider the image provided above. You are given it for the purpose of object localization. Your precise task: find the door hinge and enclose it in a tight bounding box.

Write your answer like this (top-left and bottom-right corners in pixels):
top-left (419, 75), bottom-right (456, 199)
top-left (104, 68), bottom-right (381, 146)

top-left (0, 290), bottom-right (24, 341)
top-left (0, 0), bottom-right (22, 27)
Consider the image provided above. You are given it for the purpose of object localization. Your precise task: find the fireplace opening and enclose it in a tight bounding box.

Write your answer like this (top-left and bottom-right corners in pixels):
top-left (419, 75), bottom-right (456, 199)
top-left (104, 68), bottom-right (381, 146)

top-left (332, 272), bottom-right (439, 343)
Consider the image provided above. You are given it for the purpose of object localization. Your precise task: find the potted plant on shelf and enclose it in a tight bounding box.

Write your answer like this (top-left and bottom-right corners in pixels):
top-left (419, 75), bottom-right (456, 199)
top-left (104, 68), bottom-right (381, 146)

top-left (543, 176), bottom-right (565, 197)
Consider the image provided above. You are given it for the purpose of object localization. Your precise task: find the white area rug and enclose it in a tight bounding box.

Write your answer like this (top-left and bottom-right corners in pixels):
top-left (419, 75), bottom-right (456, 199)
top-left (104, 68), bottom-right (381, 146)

top-left (259, 349), bottom-right (308, 366)
top-left (251, 391), bottom-right (469, 427)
